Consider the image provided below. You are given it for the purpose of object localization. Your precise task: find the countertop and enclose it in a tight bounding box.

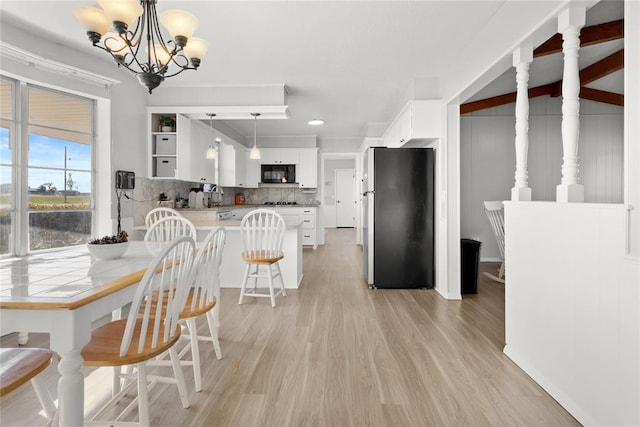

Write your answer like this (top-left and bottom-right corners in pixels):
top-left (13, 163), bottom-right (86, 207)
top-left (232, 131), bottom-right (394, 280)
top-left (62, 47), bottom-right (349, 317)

top-left (134, 219), bottom-right (301, 231)
top-left (176, 204), bottom-right (319, 211)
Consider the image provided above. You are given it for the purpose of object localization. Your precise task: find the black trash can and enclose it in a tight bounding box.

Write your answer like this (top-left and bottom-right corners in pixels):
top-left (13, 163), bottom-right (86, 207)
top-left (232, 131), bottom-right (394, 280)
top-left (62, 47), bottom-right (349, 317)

top-left (461, 239), bottom-right (482, 294)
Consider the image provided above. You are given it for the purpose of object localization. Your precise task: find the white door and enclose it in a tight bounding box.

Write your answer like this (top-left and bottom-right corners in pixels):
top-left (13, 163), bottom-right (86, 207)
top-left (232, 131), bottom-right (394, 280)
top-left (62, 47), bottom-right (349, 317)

top-left (335, 169), bottom-right (357, 227)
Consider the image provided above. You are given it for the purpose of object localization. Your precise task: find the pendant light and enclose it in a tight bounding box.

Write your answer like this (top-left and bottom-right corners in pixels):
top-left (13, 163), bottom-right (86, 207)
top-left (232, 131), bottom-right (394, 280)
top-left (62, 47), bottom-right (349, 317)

top-left (206, 113), bottom-right (217, 160)
top-left (249, 113), bottom-right (261, 160)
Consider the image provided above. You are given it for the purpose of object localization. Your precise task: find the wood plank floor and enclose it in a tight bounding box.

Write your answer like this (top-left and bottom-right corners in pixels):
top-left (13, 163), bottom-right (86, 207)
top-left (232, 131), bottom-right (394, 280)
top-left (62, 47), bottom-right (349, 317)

top-left (1, 229), bottom-right (578, 426)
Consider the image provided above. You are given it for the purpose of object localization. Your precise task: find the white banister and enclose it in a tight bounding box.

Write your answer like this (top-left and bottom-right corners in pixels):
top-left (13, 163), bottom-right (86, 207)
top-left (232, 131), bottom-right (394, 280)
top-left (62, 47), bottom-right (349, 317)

top-left (512, 46), bottom-right (533, 201)
top-left (556, 7), bottom-right (586, 203)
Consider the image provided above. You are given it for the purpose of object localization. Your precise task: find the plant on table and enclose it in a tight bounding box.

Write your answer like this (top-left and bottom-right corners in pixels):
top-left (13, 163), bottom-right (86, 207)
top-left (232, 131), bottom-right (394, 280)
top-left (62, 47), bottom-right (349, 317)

top-left (89, 230), bottom-right (128, 245)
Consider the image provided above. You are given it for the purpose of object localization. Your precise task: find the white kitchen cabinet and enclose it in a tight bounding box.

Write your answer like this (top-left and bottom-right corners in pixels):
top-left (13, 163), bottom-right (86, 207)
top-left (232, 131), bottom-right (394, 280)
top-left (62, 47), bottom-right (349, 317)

top-left (259, 148), bottom-right (299, 165)
top-left (219, 140), bottom-right (247, 187)
top-left (148, 111), bottom-right (216, 183)
top-left (273, 206), bottom-right (318, 248)
top-left (382, 100), bottom-right (442, 148)
top-left (297, 148), bottom-right (318, 188)
top-left (245, 153), bottom-right (260, 188)
top-left (177, 115), bottom-right (217, 184)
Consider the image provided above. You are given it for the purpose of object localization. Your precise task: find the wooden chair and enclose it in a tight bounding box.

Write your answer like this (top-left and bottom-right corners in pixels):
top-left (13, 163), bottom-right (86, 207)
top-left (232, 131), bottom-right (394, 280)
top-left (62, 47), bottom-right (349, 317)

top-left (145, 207), bottom-right (181, 229)
top-left (238, 209), bottom-right (286, 307)
top-left (483, 201), bottom-right (506, 283)
top-left (0, 348), bottom-right (57, 421)
top-left (81, 237), bottom-right (196, 426)
top-left (144, 215), bottom-right (197, 243)
top-left (145, 228), bottom-right (226, 392)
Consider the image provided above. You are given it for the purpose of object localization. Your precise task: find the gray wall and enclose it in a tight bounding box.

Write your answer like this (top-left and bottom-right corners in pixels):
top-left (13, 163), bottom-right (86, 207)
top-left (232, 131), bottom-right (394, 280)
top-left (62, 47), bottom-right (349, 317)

top-left (460, 96), bottom-right (624, 260)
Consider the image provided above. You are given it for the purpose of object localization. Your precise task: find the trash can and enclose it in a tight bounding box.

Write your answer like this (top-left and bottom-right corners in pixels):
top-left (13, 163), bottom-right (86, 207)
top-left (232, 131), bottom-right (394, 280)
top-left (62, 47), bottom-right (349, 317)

top-left (461, 239), bottom-right (482, 294)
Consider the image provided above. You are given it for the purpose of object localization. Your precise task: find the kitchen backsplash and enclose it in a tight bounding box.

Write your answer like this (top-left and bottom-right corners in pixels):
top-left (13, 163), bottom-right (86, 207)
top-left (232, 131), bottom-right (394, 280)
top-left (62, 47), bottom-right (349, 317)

top-left (133, 178), bottom-right (319, 225)
top-left (234, 187), bottom-right (319, 205)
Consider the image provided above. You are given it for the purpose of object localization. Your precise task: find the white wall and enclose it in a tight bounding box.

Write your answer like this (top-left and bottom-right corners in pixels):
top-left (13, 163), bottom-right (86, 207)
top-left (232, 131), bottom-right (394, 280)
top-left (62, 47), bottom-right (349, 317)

top-left (500, 3), bottom-right (640, 424)
top-left (504, 202), bottom-right (639, 426)
top-left (460, 97), bottom-right (624, 260)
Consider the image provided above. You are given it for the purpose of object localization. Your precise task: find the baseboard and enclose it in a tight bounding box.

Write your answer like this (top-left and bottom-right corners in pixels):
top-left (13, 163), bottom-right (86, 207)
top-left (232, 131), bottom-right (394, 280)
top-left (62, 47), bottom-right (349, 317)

top-left (503, 345), bottom-right (597, 426)
top-left (480, 257), bottom-right (501, 262)
top-left (435, 284), bottom-right (461, 300)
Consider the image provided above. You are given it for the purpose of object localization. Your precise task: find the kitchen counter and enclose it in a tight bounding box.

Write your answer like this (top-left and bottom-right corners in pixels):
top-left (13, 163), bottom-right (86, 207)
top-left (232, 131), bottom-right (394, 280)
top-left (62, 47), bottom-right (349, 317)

top-left (176, 203), bottom-right (319, 211)
top-left (132, 212), bottom-right (303, 290)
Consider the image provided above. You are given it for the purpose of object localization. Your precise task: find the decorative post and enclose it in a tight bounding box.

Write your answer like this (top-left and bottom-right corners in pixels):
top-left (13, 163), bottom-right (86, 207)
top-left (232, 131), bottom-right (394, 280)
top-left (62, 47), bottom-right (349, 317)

top-left (512, 46), bottom-right (533, 201)
top-left (556, 7), bottom-right (586, 202)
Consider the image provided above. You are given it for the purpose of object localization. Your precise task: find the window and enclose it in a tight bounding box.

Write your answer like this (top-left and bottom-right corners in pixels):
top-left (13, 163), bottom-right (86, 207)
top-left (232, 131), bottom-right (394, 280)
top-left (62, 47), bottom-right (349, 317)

top-left (0, 77), bottom-right (95, 255)
top-left (0, 79), bottom-right (14, 255)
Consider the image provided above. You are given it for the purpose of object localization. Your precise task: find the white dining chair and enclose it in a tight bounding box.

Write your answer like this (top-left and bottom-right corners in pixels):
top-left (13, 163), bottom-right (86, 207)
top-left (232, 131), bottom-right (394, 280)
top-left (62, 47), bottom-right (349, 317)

top-left (145, 228), bottom-right (225, 392)
top-left (82, 236), bottom-right (196, 426)
top-left (145, 207), bottom-right (182, 229)
top-left (0, 348), bottom-right (57, 422)
top-left (238, 209), bottom-right (286, 307)
top-left (144, 216), bottom-right (197, 243)
top-left (483, 200), bottom-right (505, 283)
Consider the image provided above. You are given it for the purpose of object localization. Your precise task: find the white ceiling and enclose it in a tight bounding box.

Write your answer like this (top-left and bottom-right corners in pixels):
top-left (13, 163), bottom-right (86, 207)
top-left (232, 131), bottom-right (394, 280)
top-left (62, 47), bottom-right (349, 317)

top-left (0, 0), bottom-right (624, 142)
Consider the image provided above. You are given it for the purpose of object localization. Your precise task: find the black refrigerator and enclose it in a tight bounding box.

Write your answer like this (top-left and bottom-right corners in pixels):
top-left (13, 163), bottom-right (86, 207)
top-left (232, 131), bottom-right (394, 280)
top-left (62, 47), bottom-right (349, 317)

top-left (362, 147), bottom-right (435, 289)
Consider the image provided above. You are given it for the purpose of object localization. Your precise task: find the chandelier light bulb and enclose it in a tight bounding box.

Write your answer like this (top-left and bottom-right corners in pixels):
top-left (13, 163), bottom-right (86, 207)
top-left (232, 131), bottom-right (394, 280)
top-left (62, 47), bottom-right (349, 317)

top-left (73, 6), bottom-right (110, 39)
top-left (97, 0), bottom-right (143, 32)
top-left (183, 37), bottom-right (210, 64)
top-left (160, 10), bottom-right (198, 45)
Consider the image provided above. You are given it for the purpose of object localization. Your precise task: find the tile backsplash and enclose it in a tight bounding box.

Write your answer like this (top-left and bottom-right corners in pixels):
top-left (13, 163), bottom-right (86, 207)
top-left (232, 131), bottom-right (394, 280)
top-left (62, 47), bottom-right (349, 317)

top-left (133, 178), bottom-right (319, 225)
top-left (234, 187), bottom-right (319, 205)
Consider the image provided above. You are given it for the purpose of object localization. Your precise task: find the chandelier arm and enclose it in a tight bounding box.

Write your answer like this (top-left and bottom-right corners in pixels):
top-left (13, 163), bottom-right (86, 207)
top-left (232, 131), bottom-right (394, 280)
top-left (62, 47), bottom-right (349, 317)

top-left (162, 65), bottom-right (197, 79)
top-left (146, 0), bottom-right (156, 72)
top-left (119, 8), bottom-right (151, 73)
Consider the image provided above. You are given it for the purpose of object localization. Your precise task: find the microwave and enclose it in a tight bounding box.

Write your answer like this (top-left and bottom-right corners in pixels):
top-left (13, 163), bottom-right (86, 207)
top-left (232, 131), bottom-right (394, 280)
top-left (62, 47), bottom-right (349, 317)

top-left (261, 164), bottom-right (296, 184)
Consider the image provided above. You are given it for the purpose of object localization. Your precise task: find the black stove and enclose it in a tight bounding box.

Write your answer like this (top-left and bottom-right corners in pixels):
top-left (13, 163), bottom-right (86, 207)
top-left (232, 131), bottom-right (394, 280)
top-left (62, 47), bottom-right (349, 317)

top-left (264, 201), bottom-right (297, 205)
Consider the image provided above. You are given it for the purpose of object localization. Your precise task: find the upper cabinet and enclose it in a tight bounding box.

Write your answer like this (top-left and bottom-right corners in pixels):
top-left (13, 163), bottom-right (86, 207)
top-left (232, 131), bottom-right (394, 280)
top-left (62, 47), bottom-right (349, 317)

top-left (178, 116), bottom-right (217, 184)
top-left (257, 148), bottom-right (318, 188)
top-left (245, 152), bottom-right (260, 188)
top-left (219, 139), bottom-right (249, 188)
top-left (148, 110), bottom-right (317, 188)
top-left (259, 148), bottom-right (299, 165)
top-left (148, 111), bottom-right (216, 183)
top-left (383, 100), bottom-right (442, 148)
top-left (297, 148), bottom-right (318, 188)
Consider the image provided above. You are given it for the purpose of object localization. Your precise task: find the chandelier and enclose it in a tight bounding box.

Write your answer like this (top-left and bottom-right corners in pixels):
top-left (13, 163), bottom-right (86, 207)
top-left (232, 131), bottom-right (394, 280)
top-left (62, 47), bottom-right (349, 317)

top-left (74, 0), bottom-right (209, 94)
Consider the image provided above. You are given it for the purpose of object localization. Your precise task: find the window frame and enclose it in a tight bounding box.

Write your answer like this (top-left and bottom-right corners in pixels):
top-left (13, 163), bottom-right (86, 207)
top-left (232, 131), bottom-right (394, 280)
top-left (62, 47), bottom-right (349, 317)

top-left (1, 75), bottom-right (97, 257)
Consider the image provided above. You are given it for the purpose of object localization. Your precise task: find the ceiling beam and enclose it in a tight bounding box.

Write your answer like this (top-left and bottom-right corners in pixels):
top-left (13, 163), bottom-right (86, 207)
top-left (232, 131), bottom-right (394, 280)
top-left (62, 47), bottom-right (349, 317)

top-left (534, 19), bottom-right (624, 58)
top-left (460, 84), bottom-right (555, 114)
top-left (461, 48), bottom-right (625, 113)
top-left (579, 49), bottom-right (624, 85)
top-left (579, 87), bottom-right (624, 106)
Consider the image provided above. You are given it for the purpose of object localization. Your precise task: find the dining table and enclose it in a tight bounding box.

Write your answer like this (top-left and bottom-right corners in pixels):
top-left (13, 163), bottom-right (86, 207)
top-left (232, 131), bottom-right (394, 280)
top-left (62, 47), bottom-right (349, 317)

top-left (0, 241), bottom-right (164, 426)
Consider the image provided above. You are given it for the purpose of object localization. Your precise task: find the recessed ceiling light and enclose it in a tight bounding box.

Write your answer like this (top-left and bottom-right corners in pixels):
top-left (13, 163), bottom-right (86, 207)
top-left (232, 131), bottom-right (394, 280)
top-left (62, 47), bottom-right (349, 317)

top-left (308, 119), bottom-right (325, 126)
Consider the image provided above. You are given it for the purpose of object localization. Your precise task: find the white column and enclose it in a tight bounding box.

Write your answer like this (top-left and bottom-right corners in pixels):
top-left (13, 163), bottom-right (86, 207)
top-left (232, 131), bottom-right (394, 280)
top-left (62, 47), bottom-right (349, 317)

top-left (556, 7), bottom-right (586, 203)
top-left (512, 46), bottom-right (533, 201)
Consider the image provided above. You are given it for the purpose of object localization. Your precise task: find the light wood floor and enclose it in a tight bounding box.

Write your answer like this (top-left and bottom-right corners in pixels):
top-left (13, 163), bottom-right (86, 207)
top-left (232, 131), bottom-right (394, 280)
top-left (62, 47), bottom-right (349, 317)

top-left (1, 229), bottom-right (578, 426)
